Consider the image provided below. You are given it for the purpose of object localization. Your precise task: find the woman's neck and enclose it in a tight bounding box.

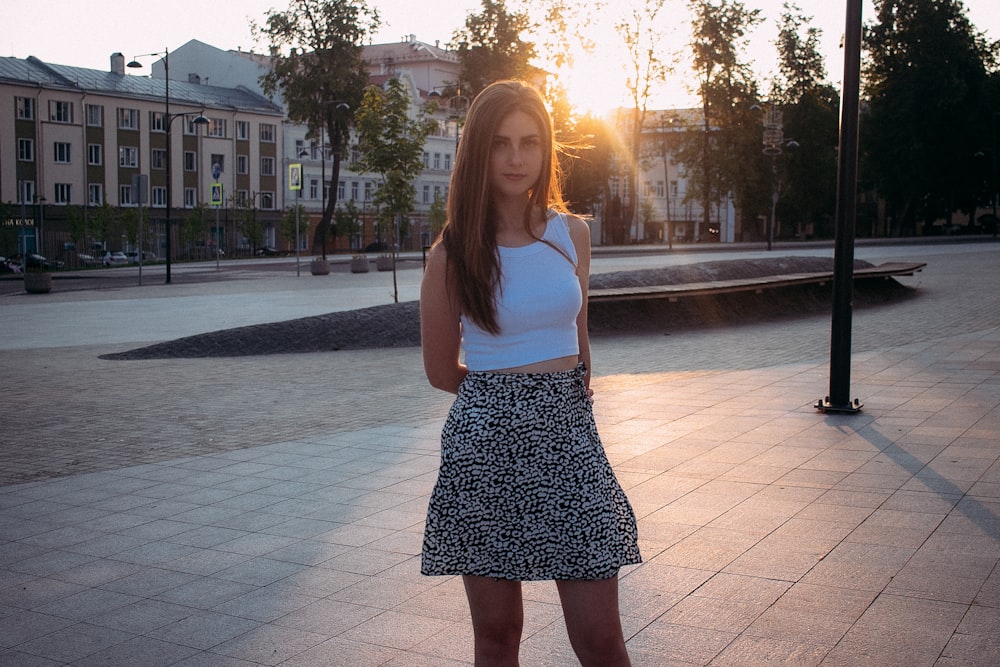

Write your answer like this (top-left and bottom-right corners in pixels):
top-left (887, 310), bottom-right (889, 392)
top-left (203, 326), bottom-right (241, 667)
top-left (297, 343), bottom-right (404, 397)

top-left (493, 201), bottom-right (546, 246)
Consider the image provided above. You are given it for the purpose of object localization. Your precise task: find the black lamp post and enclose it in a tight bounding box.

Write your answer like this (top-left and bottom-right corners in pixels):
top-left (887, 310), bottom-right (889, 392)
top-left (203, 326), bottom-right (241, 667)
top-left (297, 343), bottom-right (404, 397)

top-left (127, 48), bottom-right (208, 283)
top-left (992, 112), bottom-right (998, 238)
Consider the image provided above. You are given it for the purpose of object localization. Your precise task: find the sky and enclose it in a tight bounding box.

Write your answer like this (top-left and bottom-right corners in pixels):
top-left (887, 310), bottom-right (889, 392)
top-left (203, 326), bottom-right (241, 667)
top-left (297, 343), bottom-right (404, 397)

top-left (6, 0), bottom-right (1000, 112)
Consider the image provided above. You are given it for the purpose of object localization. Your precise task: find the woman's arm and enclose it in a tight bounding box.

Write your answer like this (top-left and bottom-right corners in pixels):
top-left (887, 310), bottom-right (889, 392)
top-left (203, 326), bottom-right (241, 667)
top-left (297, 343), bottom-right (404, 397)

top-left (420, 243), bottom-right (467, 394)
top-left (566, 215), bottom-right (593, 390)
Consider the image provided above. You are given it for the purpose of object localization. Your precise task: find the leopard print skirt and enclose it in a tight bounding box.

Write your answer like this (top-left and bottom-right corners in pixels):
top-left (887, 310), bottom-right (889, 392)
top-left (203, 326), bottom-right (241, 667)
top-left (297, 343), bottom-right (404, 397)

top-left (421, 363), bottom-right (641, 580)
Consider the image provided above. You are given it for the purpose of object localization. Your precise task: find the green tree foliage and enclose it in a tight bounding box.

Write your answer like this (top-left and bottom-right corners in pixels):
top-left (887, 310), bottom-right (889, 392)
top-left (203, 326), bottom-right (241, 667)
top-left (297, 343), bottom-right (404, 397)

top-left (862, 0), bottom-right (998, 235)
top-left (232, 197), bottom-right (264, 255)
top-left (681, 0), bottom-right (762, 240)
top-left (255, 0), bottom-right (380, 257)
top-left (334, 200), bottom-right (363, 248)
top-left (354, 77), bottom-right (436, 301)
top-left (451, 0), bottom-right (537, 98)
top-left (427, 192), bottom-right (448, 240)
top-left (281, 203), bottom-right (310, 251)
top-left (354, 79), bottom-right (436, 240)
top-left (772, 3), bottom-right (840, 239)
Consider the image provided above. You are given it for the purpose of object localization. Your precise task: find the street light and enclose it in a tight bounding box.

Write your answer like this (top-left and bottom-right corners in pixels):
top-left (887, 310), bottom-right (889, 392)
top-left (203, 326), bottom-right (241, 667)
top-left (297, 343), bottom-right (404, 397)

top-left (127, 48), bottom-right (209, 284)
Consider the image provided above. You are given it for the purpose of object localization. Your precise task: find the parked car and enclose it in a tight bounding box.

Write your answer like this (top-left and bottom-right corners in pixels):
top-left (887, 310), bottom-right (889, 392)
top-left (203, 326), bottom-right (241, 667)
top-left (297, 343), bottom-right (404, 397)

top-left (125, 251), bottom-right (157, 263)
top-left (103, 252), bottom-right (129, 266)
top-left (24, 254), bottom-right (64, 270)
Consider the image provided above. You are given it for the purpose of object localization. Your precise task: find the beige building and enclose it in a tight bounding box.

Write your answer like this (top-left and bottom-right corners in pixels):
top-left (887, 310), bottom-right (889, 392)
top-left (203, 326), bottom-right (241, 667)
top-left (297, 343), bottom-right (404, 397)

top-left (0, 52), bottom-right (284, 261)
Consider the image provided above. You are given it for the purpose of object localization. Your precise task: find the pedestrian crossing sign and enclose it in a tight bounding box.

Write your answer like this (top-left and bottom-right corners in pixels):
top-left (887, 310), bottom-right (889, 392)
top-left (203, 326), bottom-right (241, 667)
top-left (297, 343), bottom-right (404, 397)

top-left (210, 183), bottom-right (223, 207)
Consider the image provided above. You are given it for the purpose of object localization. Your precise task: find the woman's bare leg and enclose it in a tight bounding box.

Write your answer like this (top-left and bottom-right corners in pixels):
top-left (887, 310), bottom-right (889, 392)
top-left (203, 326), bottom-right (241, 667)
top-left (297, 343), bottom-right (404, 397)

top-left (463, 575), bottom-right (524, 666)
top-left (556, 576), bottom-right (631, 667)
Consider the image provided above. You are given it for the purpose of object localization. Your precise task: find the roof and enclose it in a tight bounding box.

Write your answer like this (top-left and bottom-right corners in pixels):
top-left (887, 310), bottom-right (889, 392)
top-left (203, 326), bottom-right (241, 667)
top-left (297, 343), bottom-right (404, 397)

top-left (363, 38), bottom-right (458, 65)
top-left (0, 55), bottom-right (282, 115)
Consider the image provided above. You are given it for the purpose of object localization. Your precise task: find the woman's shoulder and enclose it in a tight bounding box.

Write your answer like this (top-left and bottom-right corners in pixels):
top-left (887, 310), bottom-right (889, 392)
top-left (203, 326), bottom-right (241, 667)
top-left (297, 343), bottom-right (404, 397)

top-left (551, 211), bottom-right (590, 245)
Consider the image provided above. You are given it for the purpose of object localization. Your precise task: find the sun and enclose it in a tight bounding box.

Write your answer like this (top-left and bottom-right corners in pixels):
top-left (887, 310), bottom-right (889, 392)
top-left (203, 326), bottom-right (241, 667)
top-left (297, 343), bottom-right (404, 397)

top-left (554, 52), bottom-right (631, 117)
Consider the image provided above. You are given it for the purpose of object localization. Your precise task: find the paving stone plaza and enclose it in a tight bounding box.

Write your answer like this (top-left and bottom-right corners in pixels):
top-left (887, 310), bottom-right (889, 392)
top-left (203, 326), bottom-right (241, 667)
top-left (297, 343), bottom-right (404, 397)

top-left (1, 240), bottom-right (998, 665)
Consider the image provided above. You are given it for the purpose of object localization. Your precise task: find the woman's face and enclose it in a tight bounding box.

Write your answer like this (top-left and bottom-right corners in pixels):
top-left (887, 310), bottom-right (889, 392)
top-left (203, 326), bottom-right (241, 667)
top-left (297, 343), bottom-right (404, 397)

top-left (489, 109), bottom-right (545, 201)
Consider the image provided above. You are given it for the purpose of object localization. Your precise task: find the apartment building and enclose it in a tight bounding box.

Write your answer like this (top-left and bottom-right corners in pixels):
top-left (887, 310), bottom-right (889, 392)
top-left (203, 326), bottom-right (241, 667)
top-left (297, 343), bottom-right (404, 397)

top-left (0, 52), bottom-right (285, 261)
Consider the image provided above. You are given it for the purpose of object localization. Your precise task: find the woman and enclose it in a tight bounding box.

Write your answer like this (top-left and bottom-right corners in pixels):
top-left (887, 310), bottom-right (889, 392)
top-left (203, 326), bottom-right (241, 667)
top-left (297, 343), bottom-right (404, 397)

top-left (420, 80), bottom-right (641, 666)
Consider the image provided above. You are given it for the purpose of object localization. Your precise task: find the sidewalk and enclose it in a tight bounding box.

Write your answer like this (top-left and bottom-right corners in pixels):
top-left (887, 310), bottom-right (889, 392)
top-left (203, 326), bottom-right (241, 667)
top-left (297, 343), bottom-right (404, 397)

top-left (1, 242), bottom-right (998, 665)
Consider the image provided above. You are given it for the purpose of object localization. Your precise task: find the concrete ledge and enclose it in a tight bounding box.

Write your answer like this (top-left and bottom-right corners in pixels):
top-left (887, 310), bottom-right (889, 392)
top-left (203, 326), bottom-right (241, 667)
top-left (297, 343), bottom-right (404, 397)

top-left (588, 261), bottom-right (926, 303)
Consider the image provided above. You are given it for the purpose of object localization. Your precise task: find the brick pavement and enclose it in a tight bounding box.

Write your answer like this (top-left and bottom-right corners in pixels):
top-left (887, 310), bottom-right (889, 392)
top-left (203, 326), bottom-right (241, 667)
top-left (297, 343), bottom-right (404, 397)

top-left (1, 241), bottom-right (999, 665)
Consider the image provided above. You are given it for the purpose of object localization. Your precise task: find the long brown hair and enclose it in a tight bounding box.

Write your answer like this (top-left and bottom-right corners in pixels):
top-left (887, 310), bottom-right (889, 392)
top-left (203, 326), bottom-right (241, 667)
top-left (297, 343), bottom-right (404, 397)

top-left (439, 80), bottom-right (567, 334)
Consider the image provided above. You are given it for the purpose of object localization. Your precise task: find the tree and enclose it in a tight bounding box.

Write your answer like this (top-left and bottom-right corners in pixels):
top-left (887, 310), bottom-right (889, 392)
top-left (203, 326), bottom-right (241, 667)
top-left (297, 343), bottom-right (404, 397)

top-left (616, 0), bottom-right (671, 242)
top-left (682, 0), bottom-right (762, 241)
top-left (451, 0), bottom-right (537, 98)
top-left (334, 200), bottom-right (363, 249)
top-left (354, 77), bottom-right (437, 301)
top-left (281, 203), bottom-right (310, 252)
top-left (427, 192), bottom-right (448, 241)
top-left (179, 204), bottom-right (208, 259)
top-left (232, 196), bottom-right (264, 255)
top-left (862, 0), bottom-right (999, 236)
top-left (255, 0), bottom-right (380, 258)
top-left (558, 112), bottom-right (615, 220)
top-left (772, 3), bottom-right (840, 239)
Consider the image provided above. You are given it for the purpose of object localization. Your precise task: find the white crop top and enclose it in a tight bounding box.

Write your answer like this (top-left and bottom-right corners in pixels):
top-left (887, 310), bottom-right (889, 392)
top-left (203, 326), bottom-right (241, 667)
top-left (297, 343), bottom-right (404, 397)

top-left (461, 212), bottom-right (582, 371)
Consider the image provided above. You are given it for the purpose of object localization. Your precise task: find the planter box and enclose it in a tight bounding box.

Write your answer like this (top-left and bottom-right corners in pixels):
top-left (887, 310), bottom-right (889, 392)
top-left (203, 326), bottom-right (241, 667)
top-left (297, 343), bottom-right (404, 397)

top-left (310, 259), bottom-right (331, 276)
top-left (350, 256), bottom-right (370, 273)
top-left (24, 272), bottom-right (52, 294)
top-left (376, 255), bottom-right (394, 272)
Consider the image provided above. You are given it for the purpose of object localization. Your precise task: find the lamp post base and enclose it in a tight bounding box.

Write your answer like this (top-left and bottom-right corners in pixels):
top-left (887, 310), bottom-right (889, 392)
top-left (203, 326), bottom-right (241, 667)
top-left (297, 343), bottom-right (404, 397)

top-left (815, 397), bottom-right (863, 414)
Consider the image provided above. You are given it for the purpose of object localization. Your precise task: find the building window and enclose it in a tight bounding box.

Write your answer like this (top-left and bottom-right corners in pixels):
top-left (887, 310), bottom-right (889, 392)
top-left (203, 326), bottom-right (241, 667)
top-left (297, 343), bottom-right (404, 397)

top-left (54, 183), bottom-right (72, 204)
top-left (120, 184), bottom-right (134, 206)
top-left (423, 184), bottom-right (430, 204)
top-left (18, 138), bottom-right (34, 162)
top-left (119, 146), bottom-right (138, 168)
top-left (236, 120), bottom-right (249, 140)
top-left (151, 149), bottom-right (166, 170)
top-left (208, 118), bottom-right (226, 138)
top-left (236, 190), bottom-right (249, 206)
top-left (670, 180), bottom-right (678, 198)
top-left (86, 104), bottom-right (103, 127)
top-left (364, 181), bottom-right (373, 202)
top-left (210, 154), bottom-right (225, 174)
top-left (19, 181), bottom-right (36, 205)
top-left (88, 144), bottom-right (103, 166)
top-left (49, 100), bottom-right (73, 123)
top-left (655, 180), bottom-right (665, 198)
top-left (309, 179), bottom-right (319, 199)
top-left (15, 96), bottom-right (34, 120)
top-left (337, 181), bottom-right (344, 200)
top-left (350, 181), bottom-right (359, 201)
top-left (444, 153), bottom-right (452, 170)
top-left (184, 188), bottom-right (196, 208)
top-left (88, 184), bottom-right (103, 206)
top-left (54, 142), bottom-right (72, 164)
top-left (118, 108), bottom-right (138, 130)
top-left (237, 154), bottom-right (248, 175)
top-left (422, 152), bottom-right (429, 168)
top-left (259, 123), bottom-right (275, 142)
top-left (259, 192), bottom-right (274, 210)
top-left (260, 156), bottom-right (275, 176)
top-left (433, 153), bottom-right (441, 170)
top-left (152, 186), bottom-right (167, 208)
top-left (151, 111), bottom-right (166, 132)
top-left (184, 151), bottom-right (196, 172)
